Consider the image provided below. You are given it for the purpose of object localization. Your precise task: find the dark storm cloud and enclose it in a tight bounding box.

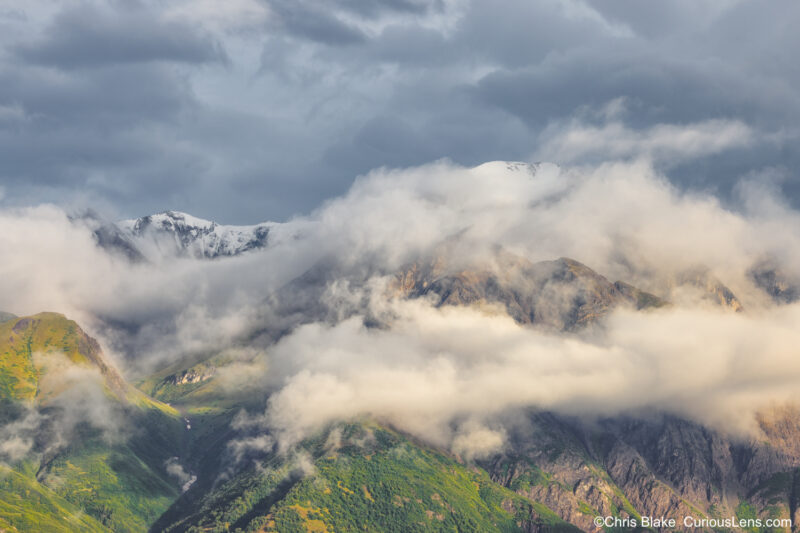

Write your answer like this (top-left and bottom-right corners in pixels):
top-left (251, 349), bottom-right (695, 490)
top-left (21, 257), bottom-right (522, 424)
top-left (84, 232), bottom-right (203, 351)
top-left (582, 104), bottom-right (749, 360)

top-left (475, 51), bottom-right (800, 129)
top-left (0, 0), bottom-right (798, 222)
top-left (267, 1), bottom-right (366, 45)
top-left (16, 2), bottom-right (227, 68)
top-left (335, 0), bottom-right (433, 17)
top-left (0, 60), bottom-right (200, 204)
top-left (273, 0), bottom-right (436, 20)
top-left (0, 63), bottom-right (190, 126)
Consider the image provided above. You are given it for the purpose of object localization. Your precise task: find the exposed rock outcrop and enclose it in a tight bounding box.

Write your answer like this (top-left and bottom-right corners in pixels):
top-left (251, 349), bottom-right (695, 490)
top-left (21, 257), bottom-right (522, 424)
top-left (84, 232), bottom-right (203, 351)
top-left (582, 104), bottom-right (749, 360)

top-left (395, 252), bottom-right (665, 330)
top-left (485, 411), bottom-right (800, 531)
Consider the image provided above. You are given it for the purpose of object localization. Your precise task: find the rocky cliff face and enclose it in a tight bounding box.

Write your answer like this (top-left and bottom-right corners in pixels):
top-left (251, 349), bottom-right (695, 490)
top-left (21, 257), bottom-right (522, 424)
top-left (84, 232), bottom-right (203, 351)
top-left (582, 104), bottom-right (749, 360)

top-left (674, 267), bottom-right (744, 311)
top-left (750, 261), bottom-right (800, 304)
top-left (482, 410), bottom-right (800, 531)
top-left (165, 366), bottom-right (216, 386)
top-left (394, 253), bottom-right (665, 330)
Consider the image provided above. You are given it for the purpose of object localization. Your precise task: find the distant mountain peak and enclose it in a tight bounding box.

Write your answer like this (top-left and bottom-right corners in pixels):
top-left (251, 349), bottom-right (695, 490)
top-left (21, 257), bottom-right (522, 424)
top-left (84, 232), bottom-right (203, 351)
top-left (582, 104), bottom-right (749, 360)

top-left (96, 211), bottom-right (276, 261)
top-left (119, 210), bottom-right (218, 233)
top-left (393, 251), bottom-right (666, 330)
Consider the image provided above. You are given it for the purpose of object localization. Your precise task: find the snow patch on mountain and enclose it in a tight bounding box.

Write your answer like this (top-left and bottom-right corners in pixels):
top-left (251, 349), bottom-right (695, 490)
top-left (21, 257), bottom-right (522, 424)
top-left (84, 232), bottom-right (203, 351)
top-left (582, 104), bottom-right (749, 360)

top-left (111, 211), bottom-right (276, 260)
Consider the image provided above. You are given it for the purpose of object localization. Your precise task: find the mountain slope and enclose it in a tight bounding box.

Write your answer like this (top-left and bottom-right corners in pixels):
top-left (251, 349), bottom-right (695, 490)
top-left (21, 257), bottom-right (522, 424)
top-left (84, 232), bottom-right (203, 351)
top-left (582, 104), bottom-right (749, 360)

top-left (480, 410), bottom-right (800, 532)
top-left (394, 254), bottom-right (665, 330)
top-left (0, 312), bottom-right (125, 402)
top-left (155, 423), bottom-right (581, 533)
top-left (0, 463), bottom-right (110, 533)
top-left (0, 313), bottom-right (186, 532)
top-left (673, 267), bottom-right (744, 311)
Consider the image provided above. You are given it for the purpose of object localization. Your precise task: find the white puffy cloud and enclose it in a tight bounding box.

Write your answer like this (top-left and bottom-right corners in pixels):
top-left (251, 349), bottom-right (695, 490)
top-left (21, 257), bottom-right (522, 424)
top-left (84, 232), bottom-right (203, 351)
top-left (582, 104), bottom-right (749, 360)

top-left (250, 298), bottom-right (800, 450)
top-left (451, 421), bottom-right (507, 460)
top-left (536, 118), bottom-right (754, 164)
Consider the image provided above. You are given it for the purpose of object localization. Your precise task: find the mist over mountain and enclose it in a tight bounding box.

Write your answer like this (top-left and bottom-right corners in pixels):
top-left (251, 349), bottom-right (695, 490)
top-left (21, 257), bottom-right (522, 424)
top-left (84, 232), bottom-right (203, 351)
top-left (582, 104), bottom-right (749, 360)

top-left (5, 159), bottom-right (800, 423)
top-left (2, 159), bottom-right (800, 531)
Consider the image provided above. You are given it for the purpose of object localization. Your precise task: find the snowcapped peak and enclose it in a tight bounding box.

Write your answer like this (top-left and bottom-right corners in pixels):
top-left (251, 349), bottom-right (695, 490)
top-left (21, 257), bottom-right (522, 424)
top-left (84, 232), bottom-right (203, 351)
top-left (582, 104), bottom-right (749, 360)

top-left (110, 211), bottom-right (276, 260)
top-left (119, 211), bottom-right (217, 233)
top-left (468, 161), bottom-right (554, 183)
top-left (156, 211), bottom-right (216, 229)
top-left (471, 161), bottom-right (541, 175)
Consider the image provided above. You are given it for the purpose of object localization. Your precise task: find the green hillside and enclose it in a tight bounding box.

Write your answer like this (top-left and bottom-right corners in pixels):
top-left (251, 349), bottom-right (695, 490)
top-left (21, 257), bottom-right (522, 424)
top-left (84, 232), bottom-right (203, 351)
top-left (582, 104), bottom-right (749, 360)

top-left (0, 313), bottom-right (186, 532)
top-left (0, 463), bottom-right (111, 533)
top-left (0, 312), bottom-right (125, 402)
top-left (38, 435), bottom-right (179, 533)
top-left (157, 423), bottom-right (580, 533)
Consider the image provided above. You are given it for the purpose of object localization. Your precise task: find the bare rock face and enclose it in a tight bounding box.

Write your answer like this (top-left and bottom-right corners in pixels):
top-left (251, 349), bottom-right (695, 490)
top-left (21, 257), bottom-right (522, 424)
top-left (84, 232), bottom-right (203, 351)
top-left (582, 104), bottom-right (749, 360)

top-left (484, 411), bottom-right (800, 531)
top-left (484, 414), bottom-right (644, 531)
top-left (674, 267), bottom-right (744, 311)
top-left (599, 417), bottom-right (744, 516)
top-left (394, 252), bottom-right (665, 330)
top-left (166, 366), bottom-right (216, 386)
top-left (603, 439), bottom-right (698, 520)
top-left (749, 260), bottom-right (800, 304)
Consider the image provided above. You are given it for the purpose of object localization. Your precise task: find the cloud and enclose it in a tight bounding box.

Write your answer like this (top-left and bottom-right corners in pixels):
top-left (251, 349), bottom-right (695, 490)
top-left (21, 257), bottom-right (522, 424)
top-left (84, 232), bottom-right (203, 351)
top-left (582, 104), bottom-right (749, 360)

top-left (1, 156), bottom-right (799, 365)
top-left (0, 351), bottom-right (126, 462)
top-left (3, 0), bottom-right (800, 471)
top-left (4, 157), bottom-right (800, 454)
top-left (451, 421), bottom-right (507, 460)
top-left (15, 3), bottom-right (227, 69)
top-left (164, 0), bottom-right (271, 33)
top-left (164, 457), bottom-right (197, 492)
top-left (0, 408), bottom-right (45, 462)
top-left (250, 296), bottom-right (800, 451)
top-left (536, 118), bottom-right (754, 164)
top-left (1, 0), bottom-right (799, 222)
top-left (267, 1), bottom-right (366, 45)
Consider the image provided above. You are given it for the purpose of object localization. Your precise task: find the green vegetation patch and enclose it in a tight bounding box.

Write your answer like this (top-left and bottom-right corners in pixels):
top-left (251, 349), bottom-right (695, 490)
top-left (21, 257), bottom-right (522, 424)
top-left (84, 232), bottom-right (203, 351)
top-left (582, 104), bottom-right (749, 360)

top-left (0, 463), bottom-right (110, 532)
top-left (161, 424), bottom-right (580, 533)
top-left (41, 439), bottom-right (179, 533)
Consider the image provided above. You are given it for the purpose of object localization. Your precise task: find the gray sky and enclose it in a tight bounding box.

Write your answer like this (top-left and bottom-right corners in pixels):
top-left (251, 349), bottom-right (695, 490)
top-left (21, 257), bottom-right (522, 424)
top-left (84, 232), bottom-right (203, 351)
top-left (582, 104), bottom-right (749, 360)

top-left (0, 0), bottom-right (798, 223)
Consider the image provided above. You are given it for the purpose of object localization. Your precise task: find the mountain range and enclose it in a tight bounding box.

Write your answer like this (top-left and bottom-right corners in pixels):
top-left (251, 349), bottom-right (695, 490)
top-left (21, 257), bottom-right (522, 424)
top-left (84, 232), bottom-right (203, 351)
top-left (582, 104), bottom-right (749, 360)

top-left (2, 209), bottom-right (800, 532)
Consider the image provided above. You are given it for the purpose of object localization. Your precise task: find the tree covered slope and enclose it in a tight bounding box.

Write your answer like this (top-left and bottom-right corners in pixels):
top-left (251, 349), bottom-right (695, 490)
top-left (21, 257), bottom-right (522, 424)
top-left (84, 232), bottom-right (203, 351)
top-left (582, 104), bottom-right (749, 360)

top-left (156, 423), bottom-right (580, 533)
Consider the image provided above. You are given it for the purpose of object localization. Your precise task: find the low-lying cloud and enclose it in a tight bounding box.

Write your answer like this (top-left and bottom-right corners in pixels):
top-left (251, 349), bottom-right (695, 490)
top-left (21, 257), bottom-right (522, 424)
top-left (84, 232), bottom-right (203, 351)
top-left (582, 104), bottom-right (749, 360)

top-left (248, 296), bottom-right (800, 451)
top-left (0, 351), bottom-right (125, 463)
top-left (2, 154), bottom-right (800, 454)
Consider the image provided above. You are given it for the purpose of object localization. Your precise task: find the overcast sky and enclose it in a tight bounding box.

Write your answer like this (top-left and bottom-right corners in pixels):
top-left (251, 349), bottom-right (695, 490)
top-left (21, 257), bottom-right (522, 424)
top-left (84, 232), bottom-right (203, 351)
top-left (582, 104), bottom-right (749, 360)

top-left (0, 0), bottom-right (798, 223)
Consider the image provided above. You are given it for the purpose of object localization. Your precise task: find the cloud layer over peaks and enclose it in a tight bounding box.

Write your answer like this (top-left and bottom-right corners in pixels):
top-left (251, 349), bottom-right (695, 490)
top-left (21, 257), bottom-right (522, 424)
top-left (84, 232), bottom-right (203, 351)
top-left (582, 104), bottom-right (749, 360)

top-left (3, 157), bottom-right (800, 452)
